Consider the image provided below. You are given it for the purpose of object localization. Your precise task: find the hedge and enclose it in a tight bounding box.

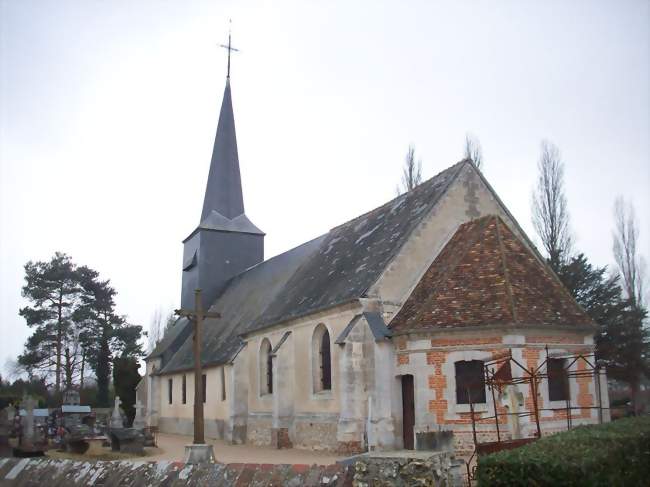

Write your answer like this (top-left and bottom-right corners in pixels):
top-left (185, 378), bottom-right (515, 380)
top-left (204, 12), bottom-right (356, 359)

top-left (475, 416), bottom-right (650, 486)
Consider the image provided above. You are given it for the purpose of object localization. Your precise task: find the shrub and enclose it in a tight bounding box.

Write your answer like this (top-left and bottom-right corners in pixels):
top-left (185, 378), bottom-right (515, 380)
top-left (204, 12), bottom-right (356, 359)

top-left (475, 416), bottom-right (650, 487)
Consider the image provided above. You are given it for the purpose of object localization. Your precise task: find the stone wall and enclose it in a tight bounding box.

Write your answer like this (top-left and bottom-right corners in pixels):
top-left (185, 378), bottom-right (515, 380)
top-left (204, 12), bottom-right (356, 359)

top-left (395, 329), bottom-right (603, 457)
top-left (294, 417), bottom-right (338, 451)
top-left (351, 453), bottom-right (464, 487)
top-left (0, 458), bottom-right (351, 486)
top-left (0, 456), bottom-right (464, 486)
top-left (247, 414), bottom-right (273, 446)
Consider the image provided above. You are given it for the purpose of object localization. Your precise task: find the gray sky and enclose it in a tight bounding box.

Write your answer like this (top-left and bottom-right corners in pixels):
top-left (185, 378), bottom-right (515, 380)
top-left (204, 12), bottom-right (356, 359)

top-left (1, 0), bottom-right (648, 376)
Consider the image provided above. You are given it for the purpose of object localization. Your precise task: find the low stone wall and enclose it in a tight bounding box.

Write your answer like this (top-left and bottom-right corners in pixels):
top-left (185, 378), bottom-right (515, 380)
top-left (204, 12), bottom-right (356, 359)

top-left (351, 452), bottom-right (464, 487)
top-left (0, 453), bottom-right (464, 486)
top-left (0, 458), bottom-right (351, 486)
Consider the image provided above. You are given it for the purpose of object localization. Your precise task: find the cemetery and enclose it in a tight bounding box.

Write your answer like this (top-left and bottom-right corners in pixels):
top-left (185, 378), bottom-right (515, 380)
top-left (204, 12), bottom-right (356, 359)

top-left (0, 392), bottom-right (154, 461)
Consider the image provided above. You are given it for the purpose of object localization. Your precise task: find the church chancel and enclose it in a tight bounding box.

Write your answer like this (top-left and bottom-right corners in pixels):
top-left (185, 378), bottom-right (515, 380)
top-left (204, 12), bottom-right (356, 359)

top-left (143, 40), bottom-right (609, 456)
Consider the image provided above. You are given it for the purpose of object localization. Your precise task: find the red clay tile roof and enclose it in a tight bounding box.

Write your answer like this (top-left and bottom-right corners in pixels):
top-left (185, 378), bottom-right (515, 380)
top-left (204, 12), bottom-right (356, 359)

top-left (390, 215), bottom-right (595, 331)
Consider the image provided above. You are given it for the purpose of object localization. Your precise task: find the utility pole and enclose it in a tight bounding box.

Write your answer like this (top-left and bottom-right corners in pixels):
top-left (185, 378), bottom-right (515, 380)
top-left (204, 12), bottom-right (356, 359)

top-left (175, 289), bottom-right (220, 460)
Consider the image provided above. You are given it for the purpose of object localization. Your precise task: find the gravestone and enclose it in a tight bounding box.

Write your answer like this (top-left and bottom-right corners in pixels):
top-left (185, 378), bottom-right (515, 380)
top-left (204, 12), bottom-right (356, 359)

top-left (63, 389), bottom-right (80, 406)
top-left (110, 428), bottom-right (144, 455)
top-left (21, 397), bottom-right (36, 449)
top-left (110, 396), bottom-right (124, 429)
top-left (6, 405), bottom-right (17, 436)
top-left (132, 400), bottom-right (145, 430)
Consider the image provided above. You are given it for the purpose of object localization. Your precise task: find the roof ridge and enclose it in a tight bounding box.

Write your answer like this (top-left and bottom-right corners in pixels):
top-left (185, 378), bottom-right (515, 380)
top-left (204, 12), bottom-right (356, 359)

top-left (403, 216), bottom-right (492, 329)
top-left (494, 216), bottom-right (518, 324)
top-left (361, 160), bottom-right (469, 299)
top-left (330, 160), bottom-right (467, 233)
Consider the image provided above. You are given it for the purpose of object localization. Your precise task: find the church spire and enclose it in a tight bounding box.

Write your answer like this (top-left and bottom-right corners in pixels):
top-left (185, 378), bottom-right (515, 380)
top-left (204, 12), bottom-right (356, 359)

top-left (181, 27), bottom-right (263, 311)
top-left (201, 36), bottom-right (243, 222)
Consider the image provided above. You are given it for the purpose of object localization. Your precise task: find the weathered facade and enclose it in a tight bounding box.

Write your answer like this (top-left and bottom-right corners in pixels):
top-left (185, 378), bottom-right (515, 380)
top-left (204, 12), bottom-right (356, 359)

top-left (143, 72), bottom-right (609, 456)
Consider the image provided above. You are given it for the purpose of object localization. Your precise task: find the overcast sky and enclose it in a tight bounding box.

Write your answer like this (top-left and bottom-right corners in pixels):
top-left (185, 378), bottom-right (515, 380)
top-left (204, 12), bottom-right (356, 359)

top-left (1, 0), bottom-right (648, 376)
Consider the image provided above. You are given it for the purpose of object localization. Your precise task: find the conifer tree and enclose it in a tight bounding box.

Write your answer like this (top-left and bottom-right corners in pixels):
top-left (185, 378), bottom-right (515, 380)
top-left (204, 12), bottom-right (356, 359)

top-left (75, 268), bottom-right (144, 407)
top-left (18, 253), bottom-right (83, 393)
top-left (558, 253), bottom-right (649, 413)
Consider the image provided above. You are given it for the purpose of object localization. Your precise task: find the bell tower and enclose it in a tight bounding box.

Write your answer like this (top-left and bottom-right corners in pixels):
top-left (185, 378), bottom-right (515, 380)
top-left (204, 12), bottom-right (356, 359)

top-left (181, 35), bottom-right (264, 309)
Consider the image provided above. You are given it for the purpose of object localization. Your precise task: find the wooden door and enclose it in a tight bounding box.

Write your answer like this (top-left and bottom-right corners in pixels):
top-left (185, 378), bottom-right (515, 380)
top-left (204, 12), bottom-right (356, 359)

top-left (401, 374), bottom-right (415, 450)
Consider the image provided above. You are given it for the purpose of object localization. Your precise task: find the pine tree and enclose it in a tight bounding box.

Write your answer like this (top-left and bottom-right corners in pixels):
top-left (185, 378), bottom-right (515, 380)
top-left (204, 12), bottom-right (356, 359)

top-left (75, 269), bottom-right (144, 407)
top-left (18, 253), bottom-right (84, 393)
top-left (18, 253), bottom-right (144, 402)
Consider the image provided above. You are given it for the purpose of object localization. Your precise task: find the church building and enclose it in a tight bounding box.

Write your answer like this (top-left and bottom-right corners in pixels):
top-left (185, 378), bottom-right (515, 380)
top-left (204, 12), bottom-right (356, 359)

top-left (143, 66), bottom-right (609, 455)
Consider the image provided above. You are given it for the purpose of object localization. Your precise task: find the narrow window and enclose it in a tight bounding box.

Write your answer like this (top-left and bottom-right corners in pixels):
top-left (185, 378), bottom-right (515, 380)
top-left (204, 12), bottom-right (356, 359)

top-left (260, 338), bottom-right (273, 395)
top-left (202, 374), bottom-right (207, 404)
top-left (312, 324), bottom-right (332, 392)
top-left (320, 329), bottom-right (332, 390)
top-left (455, 360), bottom-right (486, 404)
top-left (168, 378), bottom-right (173, 404)
top-left (548, 358), bottom-right (569, 401)
top-left (221, 367), bottom-right (226, 401)
top-left (182, 374), bottom-right (187, 404)
top-left (267, 350), bottom-right (274, 394)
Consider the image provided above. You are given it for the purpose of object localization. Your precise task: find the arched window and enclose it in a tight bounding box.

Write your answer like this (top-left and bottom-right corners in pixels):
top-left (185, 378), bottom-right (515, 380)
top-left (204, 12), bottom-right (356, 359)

top-left (312, 324), bottom-right (332, 393)
top-left (260, 338), bottom-right (273, 395)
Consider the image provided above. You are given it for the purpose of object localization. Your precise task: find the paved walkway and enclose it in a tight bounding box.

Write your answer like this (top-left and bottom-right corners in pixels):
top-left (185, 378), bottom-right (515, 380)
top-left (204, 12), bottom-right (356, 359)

top-left (147, 433), bottom-right (344, 465)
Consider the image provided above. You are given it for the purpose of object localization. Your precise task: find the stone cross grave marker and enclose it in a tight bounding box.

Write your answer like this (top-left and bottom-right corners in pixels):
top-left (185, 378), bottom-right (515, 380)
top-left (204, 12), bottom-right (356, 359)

top-left (132, 400), bottom-right (146, 430)
top-left (111, 396), bottom-right (124, 429)
top-left (21, 396), bottom-right (36, 448)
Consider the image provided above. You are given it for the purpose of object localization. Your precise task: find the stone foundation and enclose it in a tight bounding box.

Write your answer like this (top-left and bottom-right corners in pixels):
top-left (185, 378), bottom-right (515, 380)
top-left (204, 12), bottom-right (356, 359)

top-left (247, 415), bottom-right (273, 446)
top-left (294, 418), bottom-right (338, 451)
top-left (337, 440), bottom-right (364, 455)
top-left (271, 427), bottom-right (292, 449)
top-left (351, 452), bottom-right (463, 487)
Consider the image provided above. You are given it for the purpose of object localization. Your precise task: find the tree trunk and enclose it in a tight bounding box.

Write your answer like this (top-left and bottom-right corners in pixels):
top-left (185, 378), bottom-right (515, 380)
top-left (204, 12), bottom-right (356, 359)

top-left (80, 349), bottom-right (85, 389)
top-left (55, 288), bottom-right (63, 393)
top-left (64, 346), bottom-right (73, 390)
top-left (97, 321), bottom-right (111, 407)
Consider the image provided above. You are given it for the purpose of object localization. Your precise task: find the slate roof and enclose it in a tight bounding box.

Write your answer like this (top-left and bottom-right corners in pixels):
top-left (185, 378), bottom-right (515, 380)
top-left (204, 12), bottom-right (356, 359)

top-left (201, 79), bottom-right (245, 221)
top-left (159, 236), bottom-right (325, 374)
top-left (335, 312), bottom-right (392, 344)
top-left (244, 161), bottom-right (465, 333)
top-left (156, 161), bottom-right (466, 374)
top-left (390, 215), bottom-right (595, 332)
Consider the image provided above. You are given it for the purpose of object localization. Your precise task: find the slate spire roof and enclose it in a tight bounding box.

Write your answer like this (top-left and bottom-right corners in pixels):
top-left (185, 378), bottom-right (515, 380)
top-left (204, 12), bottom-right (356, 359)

top-left (201, 78), bottom-right (245, 221)
top-left (390, 215), bottom-right (595, 331)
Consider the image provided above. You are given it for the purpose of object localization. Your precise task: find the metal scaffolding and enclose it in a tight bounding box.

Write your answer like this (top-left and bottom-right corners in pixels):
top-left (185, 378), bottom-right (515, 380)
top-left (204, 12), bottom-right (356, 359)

top-left (465, 347), bottom-right (616, 484)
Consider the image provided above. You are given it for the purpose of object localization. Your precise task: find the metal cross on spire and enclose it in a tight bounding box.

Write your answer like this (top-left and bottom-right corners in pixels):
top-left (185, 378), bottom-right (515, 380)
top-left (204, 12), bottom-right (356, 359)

top-left (219, 20), bottom-right (239, 79)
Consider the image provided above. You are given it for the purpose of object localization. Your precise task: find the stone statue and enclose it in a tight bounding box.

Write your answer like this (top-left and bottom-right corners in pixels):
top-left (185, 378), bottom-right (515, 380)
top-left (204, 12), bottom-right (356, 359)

top-left (111, 396), bottom-right (124, 429)
top-left (132, 400), bottom-right (146, 430)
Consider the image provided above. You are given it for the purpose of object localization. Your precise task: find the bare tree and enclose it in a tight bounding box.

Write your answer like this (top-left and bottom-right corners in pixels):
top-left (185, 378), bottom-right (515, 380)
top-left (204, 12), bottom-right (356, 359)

top-left (531, 140), bottom-right (572, 272)
top-left (147, 307), bottom-right (176, 352)
top-left (613, 197), bottom-right (646, 307)
top-left (464, 133), bottom-right (483, 170)
top-left (397, 145), bottom-right (423, 194)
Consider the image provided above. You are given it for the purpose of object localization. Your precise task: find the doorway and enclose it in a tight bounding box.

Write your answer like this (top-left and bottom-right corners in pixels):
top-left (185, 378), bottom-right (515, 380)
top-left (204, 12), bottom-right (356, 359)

top-left (401, 374), bottom-right (415, 450)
